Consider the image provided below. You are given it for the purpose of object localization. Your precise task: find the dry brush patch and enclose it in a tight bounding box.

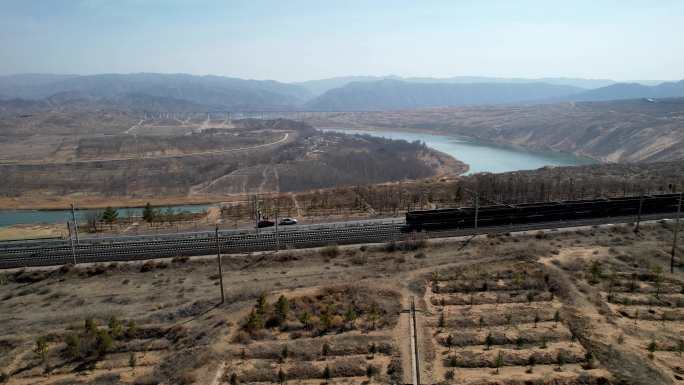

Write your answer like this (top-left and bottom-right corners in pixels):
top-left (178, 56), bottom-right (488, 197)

top-left (223, 285), bottom-right (403, 384)
top-left (578, 255), bottom-right (684, 383)
top-left (425, 261), bottom-right (612, 384)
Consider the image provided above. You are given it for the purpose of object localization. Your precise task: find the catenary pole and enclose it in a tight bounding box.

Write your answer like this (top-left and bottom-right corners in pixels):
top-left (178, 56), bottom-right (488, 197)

top-left (215, 225), bottom-right (225, 304)
top-left (71, 203), bottom-right (79, 245)
top-left (474, 194), bottom-right (479, 232)
top-left (635, 191), bottom-right (644, 233)
top-left (671, 192), bottom-right (682, 274)
top-left (68, 222), bottom-right (77, 265)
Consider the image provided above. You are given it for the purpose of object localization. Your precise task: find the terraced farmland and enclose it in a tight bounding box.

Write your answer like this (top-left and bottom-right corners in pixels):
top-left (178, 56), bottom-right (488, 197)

top-left (424, 262), bottom-right (613, 384)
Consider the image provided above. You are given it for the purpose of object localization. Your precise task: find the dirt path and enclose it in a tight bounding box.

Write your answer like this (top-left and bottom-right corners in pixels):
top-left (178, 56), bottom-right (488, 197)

top-left (0, 133), bottom-right (290, 166)
top-left (291, 194), bottom-right (302, 218)
top-left (124, 119), bottom-right (145, 134)
top-left (353, 189), bottom-right (377, 216)
top-left (206, 206), bottom-right (222, 224)
top-left (209, 361), bottom-right (227, 385)
top-left (257, 167), bottom-right (270, 193)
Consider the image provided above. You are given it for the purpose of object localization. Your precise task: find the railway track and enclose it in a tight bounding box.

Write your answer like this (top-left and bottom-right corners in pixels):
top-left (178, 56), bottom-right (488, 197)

top-left (0, 211), bottom-right (679, 270)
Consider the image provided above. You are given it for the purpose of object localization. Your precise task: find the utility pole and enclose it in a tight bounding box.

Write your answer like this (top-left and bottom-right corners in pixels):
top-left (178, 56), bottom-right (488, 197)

top-left (635, 191), bottom-right (644, 233)
top-left (474, 193), bottom-right (479, 232)
top-left (671, 192), bottom-right (682, 274)
top-left (275, 200), bottom-right (280, 252)
top-left (67, 222), bottom-right (77, 265)
top-left (255, 196), bottom-right (260, 234)
top-left (215, 226), bottom-right (225, 304)
top-left (70, 203), bottom-right (79, 245)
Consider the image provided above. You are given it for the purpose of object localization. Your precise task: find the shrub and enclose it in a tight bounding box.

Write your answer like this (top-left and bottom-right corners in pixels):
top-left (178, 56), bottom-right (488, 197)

top-left (275, 295), bottom-right (290, 324)
top-left (557, 350), bottom-right (566, 370)
top-left (445, 369), bottom-right (455, 380)
top-left (584, 351), bottom-right (595, 369)
top-left (129, 352), bottom-right (137, 368)
top-left (140, 261), bottom-right (156, 273)
top-left (414, 251), bottom-right (426, 259)
top-left (126, 320), bottom-right (138, 338)
top-left (277, 368), bottom-right (286, 384)
top-left (85, 318), bottom-right (97, 334)
top-left (366, 364), bottom-right (376, 378)
top-left (383, 241), bottom-right (398, 252)
top-left (245, 310), bottom-right (264, 332)
top-left (527, 355), bottom-right (536, 373)
top-left (485, 333), bottom-right (494, 350)
top-left (448, 356), bottom-right (459, 367)
top-left (494, 351), bottom-right (503, 374)
top-left (229, 373), bottom-right (239, 385)
top-left (95, 330), bottom-right (113, 356)
top-left (445, 334), bottom-right (454, 350)
top-left (172, 256), bottom-right (189, 264)
top-left (34, 336), bottom-right (49, 363)
top-left (109, 316), bottom-right (123, 338)
top-left (320, 245), bottom-right (340, 258)
top-left (65, 334), bottom-right (81, 360)
top-left (0, 371), bottom-right (9, 383)
top-left (350, 254), bottom-right (368, 265)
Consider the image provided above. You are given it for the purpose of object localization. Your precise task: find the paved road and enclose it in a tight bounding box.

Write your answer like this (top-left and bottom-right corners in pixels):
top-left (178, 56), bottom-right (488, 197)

top-left (0, 133), bottom-right (290, 166)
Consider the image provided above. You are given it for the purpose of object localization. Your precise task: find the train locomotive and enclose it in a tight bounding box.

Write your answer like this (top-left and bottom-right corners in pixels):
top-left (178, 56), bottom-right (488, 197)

top-left (405, 193), bottom-right (682, 231)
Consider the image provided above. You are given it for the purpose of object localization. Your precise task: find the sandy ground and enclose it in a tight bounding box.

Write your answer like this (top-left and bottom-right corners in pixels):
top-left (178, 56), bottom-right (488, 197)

top-left (0, 224), bottom-right (66, 240)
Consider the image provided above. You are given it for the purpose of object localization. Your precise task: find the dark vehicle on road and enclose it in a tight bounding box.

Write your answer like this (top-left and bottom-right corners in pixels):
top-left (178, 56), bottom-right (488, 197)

top-left (257, 220), bottom-right (275, 228)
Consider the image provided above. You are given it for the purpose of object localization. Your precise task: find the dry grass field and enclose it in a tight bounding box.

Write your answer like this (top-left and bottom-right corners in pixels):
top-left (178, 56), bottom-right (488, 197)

top-left (0, 221), bottom-right (682, 385)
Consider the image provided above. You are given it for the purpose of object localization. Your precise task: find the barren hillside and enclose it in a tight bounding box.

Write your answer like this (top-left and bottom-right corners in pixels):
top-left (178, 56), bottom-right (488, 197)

top-left (302, 98), bottom-right (684, 163)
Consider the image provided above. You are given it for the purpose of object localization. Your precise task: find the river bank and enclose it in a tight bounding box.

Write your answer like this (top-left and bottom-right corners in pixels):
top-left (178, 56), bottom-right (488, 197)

top-left (321, 127), bottom-right (595, 174)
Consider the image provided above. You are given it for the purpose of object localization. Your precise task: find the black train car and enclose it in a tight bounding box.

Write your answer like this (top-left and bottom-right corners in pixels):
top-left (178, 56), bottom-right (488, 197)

top-left (405, 194), bottom-right (681, 231)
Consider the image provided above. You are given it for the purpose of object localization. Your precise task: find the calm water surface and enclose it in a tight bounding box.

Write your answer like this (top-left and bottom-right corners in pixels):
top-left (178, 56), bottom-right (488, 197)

top-left (323, 128), bottom-right (595, 174)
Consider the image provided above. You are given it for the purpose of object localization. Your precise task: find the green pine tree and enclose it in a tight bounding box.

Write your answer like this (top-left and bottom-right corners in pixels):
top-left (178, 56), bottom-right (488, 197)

top-left (142, 203), bottom-right (156, 222)
top-left (101, 206), bottom-right (119, 224)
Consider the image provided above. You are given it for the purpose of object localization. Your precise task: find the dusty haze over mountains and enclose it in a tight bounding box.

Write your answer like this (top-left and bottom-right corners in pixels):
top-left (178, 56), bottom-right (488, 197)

top-left (2, 1), bottom-right (684, 81)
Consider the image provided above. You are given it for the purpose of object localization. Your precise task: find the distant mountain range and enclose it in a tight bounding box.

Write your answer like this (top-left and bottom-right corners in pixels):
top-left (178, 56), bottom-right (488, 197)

top-left (568, 80), bottom-right (684, 102)
top-left (305, 80), bottom-right (584, 110)
top-left (306, 79), bottom-right (684, 111)
top-left (295, 75), bottom-right (622, 96)
top-left (0, 73), bottom-right (682, 112)
top-left (0, 73), bottom-right (311, 111)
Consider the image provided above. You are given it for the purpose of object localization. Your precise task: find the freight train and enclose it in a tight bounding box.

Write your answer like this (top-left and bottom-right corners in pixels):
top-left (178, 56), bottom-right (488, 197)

top-left (405, 193), bottom-right (682, 231)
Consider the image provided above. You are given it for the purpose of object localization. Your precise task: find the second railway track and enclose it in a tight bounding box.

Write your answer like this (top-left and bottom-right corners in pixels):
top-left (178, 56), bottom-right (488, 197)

top-left (1, 193), bottom-right (681, 269)
top-left (0, 211), bottom-right (679, 269)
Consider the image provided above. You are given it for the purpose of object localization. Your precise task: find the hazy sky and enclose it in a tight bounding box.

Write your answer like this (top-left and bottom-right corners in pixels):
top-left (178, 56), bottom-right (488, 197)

top-left (1, 0), bottom-right (683, 82)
